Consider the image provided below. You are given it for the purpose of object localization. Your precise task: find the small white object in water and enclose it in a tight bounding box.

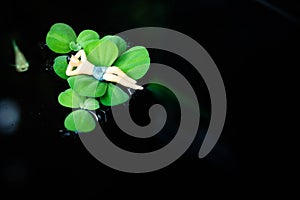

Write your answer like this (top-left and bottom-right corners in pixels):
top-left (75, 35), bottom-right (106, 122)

top-left (12, 40), bottom-right (29, 72)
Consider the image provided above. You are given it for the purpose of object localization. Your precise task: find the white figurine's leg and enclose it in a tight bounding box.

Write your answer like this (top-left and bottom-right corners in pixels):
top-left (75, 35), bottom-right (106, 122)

top-left (107, 67), bottom-right (137, 83)
top-left (103, 74), bottom-right (143, 90)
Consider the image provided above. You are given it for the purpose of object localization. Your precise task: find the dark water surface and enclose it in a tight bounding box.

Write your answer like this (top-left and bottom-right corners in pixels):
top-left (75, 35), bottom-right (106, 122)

top-left (0, 0), bottom-right (298, 198)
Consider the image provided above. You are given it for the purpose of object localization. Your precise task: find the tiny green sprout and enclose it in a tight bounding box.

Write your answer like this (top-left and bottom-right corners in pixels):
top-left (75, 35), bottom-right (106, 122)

top-left (45, 22), bottom-right (150, 133)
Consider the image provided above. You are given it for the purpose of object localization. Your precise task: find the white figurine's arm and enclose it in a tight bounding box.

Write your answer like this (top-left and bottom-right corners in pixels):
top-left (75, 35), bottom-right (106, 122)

top-left (74, 49), bottom-right (87, 61)
top-left (66, 50), bottom-right (94, 76)
top-left (66, 58), bottom-right (80, 76)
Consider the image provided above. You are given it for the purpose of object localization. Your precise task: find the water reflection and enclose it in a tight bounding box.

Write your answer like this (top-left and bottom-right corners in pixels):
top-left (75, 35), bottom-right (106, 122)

top-left (0, 98), bottom-right (21, 135)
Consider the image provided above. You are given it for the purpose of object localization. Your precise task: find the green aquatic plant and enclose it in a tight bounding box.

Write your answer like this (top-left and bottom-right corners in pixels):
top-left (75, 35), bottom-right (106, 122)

top-left (46, 22), bottom-right (150, 133)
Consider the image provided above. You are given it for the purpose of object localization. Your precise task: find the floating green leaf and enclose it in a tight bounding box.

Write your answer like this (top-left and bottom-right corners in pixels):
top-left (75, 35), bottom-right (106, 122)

top-left (77, 30), bottom-right (100, 49)
top-left (58, 88), bottom-right (85, 108)
top-left (114, 46), bottom-right (150, 80)
top-left (53, 55), bottom-right (68, 79)
top-left (84, 40), bottom-right (101, 55)
top-left (101, 35), bottom-right (127, 56)
top-left (67, 75), bottom-right (107, 97)
top-left (46, 23), bottom-right (77, 53)
top-left (64, 109), bottom-right (96, 133)
top-left (82, 98), bottom-right (100, 110)
top-left (86, 39), bottom-right (119, 66)
top-left (100, 83), bottom-right (129, 106)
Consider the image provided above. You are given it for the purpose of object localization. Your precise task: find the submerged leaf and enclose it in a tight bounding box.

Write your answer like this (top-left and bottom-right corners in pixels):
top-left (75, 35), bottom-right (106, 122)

top-left (67, 75), bottom-right (107, 97)
top-left (64, 109), bottom-right (96, 133)
top-left (113, 46), bottom-right (150, 80)
top-left (46, 23), bottom-right (77, 53)
top-left (100, 83), bottom-right (129, 106)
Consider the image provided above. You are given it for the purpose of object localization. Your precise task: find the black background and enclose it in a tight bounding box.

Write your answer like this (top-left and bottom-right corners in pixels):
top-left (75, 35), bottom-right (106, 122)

top-left (0, 0), bottom-right (298, 198)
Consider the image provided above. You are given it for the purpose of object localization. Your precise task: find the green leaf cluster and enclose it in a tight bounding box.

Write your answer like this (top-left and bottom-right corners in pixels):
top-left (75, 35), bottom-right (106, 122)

top-left (46, 23), bottom-right (150, 132)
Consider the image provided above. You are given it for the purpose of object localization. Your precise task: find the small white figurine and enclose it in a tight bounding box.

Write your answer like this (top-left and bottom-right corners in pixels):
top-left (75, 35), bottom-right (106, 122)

top-left (66, 50), bottom-right (143, 90)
